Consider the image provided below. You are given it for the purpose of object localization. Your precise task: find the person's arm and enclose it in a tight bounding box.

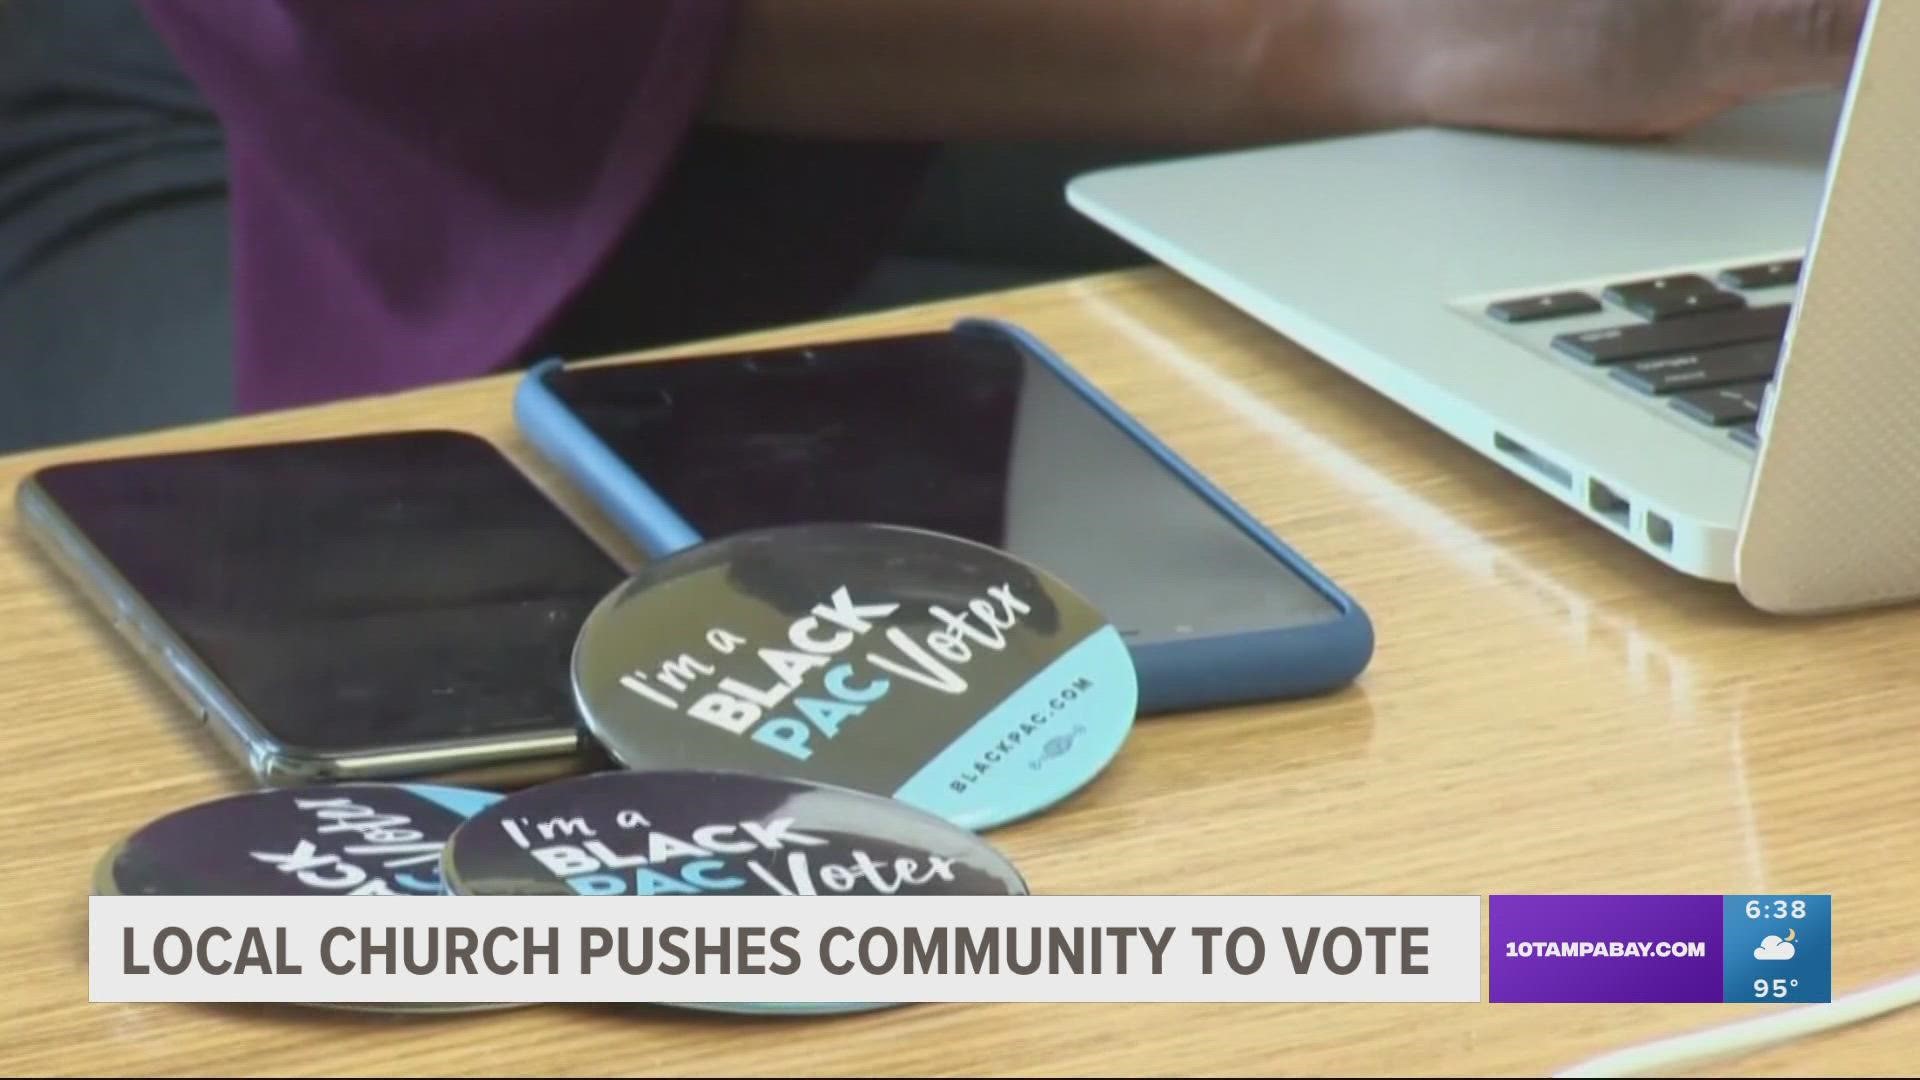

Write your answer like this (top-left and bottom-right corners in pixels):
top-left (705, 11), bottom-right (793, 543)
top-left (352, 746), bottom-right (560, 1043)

top-left (702, 0), bottom-right (1393, 145)
top-left (702, 0), bottom-right (1870, 145)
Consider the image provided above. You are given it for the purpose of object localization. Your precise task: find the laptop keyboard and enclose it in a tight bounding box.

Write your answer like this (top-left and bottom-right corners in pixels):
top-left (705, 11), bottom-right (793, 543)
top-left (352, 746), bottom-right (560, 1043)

top-left (1480, 258), bottom-right (1801, 452)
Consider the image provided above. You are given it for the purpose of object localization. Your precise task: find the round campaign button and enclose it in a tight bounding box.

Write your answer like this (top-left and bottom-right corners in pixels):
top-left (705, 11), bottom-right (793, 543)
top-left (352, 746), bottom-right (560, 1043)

top-left (441, 769), bottom-right (1031, 1016)
top-left (572, 523), bottom-right (1138, 830)
top-left (98, 783), bottom-right (508, 1016)
top-left (97, 783), bottom-right (501, 897)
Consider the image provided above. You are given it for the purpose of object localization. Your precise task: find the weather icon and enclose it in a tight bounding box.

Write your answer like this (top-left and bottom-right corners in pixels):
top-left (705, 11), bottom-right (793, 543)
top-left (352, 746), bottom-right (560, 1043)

top-left (1754, 928), bottom-right (1798, 961)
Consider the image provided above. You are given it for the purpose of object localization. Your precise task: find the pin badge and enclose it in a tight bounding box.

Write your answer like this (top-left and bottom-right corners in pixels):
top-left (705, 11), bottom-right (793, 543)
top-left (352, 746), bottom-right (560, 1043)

top-left (571, 523), bottom-right (1138, 829)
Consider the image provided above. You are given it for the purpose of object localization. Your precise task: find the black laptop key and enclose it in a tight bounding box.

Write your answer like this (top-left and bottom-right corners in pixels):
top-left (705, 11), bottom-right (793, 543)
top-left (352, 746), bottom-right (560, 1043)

top-left (1730, 421), bottom-right (1762, 449)
top-left (1618, 287), bottom-right (1745, 321)
top-left (1603, 273), bottom-right (1718, 306)
top-left (1602, 275), bottom-right (1747, 321)
top-left (1610, 340), bottom-right (1781, 394)
top-left (1486, 291), bottom-right (1602, 323)
top-left (1718, 259), bottom-right (1802, 290)
top-left (1551, 304), bottom-right (1790, 364)
top-left (1671, 382), bottom-right (1769, 426)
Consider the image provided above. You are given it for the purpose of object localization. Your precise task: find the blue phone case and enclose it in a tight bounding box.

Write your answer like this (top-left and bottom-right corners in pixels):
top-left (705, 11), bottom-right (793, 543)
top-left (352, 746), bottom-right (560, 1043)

top-left (514, 317), bottom-right (1373, 714)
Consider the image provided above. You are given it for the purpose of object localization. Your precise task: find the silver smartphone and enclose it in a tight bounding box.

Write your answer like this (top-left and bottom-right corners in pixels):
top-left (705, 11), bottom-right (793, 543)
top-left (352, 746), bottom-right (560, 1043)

top-left (17, 429), bottom-right (629, 786)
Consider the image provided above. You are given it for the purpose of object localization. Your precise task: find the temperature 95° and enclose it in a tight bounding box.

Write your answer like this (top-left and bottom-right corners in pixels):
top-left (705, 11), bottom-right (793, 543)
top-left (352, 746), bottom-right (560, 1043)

top-left (1756, 977), bottom-right (1801, 999)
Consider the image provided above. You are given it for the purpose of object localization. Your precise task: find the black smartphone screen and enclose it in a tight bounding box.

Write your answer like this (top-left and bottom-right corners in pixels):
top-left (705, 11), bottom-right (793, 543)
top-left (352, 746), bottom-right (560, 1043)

top-left (30, 431), bottom-right (627, 755)
top-left (543, 330), bottom-right (1343, 639)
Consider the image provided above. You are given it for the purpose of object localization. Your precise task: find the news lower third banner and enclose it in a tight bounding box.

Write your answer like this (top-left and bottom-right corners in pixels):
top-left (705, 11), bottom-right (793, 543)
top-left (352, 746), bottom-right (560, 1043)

top-left (92, 896), bottom-right (1483, 1004)
top-left (1489, 894), bottom-right (1833, 1003)
top-left (89, 894), bottom-right (1833, 1005)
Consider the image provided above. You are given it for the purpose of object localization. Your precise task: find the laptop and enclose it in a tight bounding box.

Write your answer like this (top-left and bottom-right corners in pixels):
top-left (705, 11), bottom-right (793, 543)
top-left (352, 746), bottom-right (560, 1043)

top-left (1067, 0), bottom-right (1920, 615)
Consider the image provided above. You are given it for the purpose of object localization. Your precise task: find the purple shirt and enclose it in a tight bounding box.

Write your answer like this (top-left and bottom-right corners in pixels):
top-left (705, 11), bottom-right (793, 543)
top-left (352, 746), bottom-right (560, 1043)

top-left (139, 1), bottom-right (746, 412)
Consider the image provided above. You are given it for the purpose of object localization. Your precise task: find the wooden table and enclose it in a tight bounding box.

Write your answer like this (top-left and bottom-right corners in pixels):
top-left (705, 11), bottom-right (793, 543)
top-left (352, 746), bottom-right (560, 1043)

top-left (4, 268), bottom-right (1916, 1076)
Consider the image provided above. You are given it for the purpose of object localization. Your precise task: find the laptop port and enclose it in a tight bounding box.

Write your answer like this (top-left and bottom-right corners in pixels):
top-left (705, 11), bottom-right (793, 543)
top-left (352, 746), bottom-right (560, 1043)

top-left (1493, 432), bottom-right (1572, 490)
top-left (1646, 511), bottom-right (1674, 550)
top-left (1587, 479), bottom-right (1630, 528)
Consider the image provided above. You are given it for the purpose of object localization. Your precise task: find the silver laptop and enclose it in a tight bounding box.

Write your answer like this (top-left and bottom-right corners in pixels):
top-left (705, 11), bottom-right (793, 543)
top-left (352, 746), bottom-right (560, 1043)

top-left (1069, 0), bottom-right (1920, 615)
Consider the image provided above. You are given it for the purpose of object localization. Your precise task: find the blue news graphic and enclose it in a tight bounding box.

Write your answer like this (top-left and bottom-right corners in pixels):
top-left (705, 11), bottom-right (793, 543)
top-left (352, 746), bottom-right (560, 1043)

top-left (1722, 894), bottom-right (1832, 1004)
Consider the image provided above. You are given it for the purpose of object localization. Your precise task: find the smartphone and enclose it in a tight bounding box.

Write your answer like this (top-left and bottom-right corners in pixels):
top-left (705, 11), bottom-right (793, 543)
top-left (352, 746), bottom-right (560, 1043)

top-left (16, 430), bottom-right (630, 786)
top-left (514, 318), bottom-right (1373, 712)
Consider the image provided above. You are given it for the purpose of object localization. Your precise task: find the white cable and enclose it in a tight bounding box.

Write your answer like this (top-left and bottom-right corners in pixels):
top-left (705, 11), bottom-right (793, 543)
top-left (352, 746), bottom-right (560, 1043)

top-left (1555, 970), bottom-right (1920, 1077)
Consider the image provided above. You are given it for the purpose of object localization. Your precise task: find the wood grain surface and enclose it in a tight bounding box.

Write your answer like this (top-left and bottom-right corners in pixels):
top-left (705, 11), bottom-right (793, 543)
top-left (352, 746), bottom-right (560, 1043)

top-left (3, 269), bottom-right (1915, 1076)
